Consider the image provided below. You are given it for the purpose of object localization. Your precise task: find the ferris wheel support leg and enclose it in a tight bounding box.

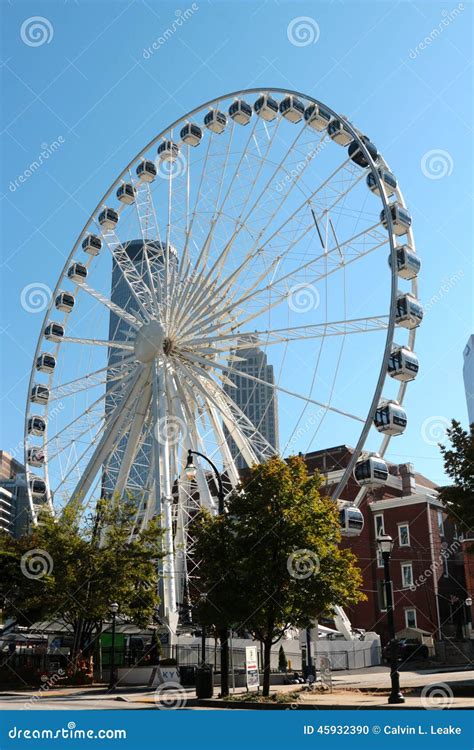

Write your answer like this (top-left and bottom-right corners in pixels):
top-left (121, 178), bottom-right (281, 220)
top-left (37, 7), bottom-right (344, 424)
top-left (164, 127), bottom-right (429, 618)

top-left (206, 403), bottom-right (240, 489)
top-left (152, 361), bottom-right (178, 642)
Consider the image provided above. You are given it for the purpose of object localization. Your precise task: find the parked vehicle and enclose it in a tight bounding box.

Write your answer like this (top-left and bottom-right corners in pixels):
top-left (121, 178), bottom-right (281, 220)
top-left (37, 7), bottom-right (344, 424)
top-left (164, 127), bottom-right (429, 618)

top-left (382, 638), bottom-right (428, 663)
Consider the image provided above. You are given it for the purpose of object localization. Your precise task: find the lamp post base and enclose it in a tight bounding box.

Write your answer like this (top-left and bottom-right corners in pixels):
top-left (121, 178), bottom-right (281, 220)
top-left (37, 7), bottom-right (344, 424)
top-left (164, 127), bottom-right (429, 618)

top-left (388, 693), bottom-right (405, 704)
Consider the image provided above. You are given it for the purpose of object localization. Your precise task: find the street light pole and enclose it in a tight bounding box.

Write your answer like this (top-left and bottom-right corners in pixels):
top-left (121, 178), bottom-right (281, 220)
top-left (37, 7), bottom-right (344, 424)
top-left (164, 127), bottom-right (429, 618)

top-left (185, 449), bottom-right (225, 514)
top-left (377, 535), bottom-right (404, 705)
top-left (184, 449), bottom-right (228, 695)
top-left (464, 596), bottom-right (472, 638)
top-left (108, 602), bottom-right (119, 693)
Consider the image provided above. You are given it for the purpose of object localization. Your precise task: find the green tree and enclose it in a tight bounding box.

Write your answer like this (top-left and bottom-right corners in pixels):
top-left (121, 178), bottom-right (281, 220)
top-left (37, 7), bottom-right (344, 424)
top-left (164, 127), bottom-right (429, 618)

top-left (193, 456), bottom-right (365, 696)
top-left (0, 498), bottom-right (162, 674)
top-left (439, 420), bottom-right (474, 533)
top-left (278, 644), bottom-right (288, 673)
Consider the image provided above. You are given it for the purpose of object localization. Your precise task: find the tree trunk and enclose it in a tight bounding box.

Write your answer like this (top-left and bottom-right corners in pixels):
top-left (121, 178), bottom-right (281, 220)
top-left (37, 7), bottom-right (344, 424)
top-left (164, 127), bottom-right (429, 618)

top-left (218, 627), bottom-right (229, 697)
top-left (262, 637), bottom-right (273, 697)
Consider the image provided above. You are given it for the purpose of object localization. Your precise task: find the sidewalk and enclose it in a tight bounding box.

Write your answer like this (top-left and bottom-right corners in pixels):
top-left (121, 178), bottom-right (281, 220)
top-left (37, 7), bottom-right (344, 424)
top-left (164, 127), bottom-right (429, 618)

top-left (1, 667), bottom-right (472, 710)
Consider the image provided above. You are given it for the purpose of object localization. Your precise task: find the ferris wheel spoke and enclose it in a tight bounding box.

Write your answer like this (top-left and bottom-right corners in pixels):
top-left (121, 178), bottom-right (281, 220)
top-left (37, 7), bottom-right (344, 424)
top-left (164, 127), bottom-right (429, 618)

top-left (68, 365), bottom-right (151, 505)
top-left (130, 170), bottom-right (164, 247)
top-left (170, 117), bottom-right (285, 329)
top-left (127, 172), bottom-right (164, 318)
top-left (187, 315), bottom-right (389, 351)
top-left (176, 359), bottom-right (275, 465)
top-left (50, 415), bottom-right (109, 496)
top-left (195, 154), bottom-right (357, 311)
top-left (95, 222), bottom-right (155, 321)
top-left (167, 371), bottom-right (218, 512)
top-left (46, 410), bottom-right (105, 464)
top-left (47, 356), bottom-right (136, 400)
top-left (182, 220), bottom-right (387, 344)
top-left (61, 336), bottom-right (134, 350)
top-left (183, 349), bottom-right (365, 425)
top-left (191, 119), bottom-right (237, 273)
top-left (204, 400), bottom-right (240, 487)
top-left (43, 374), bottom-right (131, 457)
top-left (178, 185), bottom-right (376, 342)
top-left (179, 129), bottom-right (217, 281)
top-left (80, 280), bottom-right (142, 328)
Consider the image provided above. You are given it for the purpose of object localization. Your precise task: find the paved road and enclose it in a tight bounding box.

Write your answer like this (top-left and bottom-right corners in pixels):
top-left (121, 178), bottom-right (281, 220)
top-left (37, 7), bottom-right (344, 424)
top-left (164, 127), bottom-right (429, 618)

top-left (0, 667), bottom-right (472, 710)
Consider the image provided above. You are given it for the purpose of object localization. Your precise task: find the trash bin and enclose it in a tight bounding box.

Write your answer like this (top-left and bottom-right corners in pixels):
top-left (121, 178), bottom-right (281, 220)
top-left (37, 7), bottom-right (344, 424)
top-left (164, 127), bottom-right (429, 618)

top-left (179, 666), bottom-right (196, 687)
top-left (195, 666), bottom-right (213, 698)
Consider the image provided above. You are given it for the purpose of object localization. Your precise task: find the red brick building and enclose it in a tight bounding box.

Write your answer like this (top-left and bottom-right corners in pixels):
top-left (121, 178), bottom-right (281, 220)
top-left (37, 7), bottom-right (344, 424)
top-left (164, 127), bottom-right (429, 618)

top-left (304, 446), bottom-right (471, 645)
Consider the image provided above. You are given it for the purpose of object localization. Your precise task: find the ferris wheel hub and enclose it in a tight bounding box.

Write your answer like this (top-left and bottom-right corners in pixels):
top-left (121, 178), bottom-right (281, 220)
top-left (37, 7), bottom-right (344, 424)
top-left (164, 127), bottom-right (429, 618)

top-left (134, 319), bottom-right (166, 363)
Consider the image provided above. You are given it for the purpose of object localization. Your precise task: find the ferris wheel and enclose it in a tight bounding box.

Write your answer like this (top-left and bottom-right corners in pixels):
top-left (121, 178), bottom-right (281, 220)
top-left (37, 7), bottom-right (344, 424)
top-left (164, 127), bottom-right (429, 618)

top-left (25, 88), bottom-right (421, 628)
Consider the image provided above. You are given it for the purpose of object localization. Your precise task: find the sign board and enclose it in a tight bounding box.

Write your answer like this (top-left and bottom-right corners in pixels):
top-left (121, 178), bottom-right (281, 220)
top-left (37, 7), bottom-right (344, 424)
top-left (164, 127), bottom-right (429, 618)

top-left (318, 654), bottom-right (332, 691)
top-left (245, 646), bottom-right (259, 691)
top-left (148, 666), bottom-right (181, 688)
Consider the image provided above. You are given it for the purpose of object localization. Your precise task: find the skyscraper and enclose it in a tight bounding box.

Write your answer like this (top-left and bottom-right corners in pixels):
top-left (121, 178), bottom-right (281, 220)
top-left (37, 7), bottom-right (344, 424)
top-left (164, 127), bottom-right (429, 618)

top-left (463, 335), bottom-right (474, 425)
top-left (0, 451), bottom-right (29, 537)
top-left (104, 239), bottom-right (178, 499)
top-left (223, 341), bottom-right (279, 470)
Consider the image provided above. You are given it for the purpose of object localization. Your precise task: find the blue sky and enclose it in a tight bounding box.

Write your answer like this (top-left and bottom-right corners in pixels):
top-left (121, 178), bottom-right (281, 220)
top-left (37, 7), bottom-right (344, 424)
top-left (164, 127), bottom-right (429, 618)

top-left (1, 0), bottom-right (472, 485)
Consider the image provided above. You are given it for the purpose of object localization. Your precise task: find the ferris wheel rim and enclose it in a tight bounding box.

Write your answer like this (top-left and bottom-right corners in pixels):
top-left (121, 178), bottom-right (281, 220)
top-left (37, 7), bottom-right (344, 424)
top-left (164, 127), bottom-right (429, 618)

top-left (24, 86), bottom-right (418, 522)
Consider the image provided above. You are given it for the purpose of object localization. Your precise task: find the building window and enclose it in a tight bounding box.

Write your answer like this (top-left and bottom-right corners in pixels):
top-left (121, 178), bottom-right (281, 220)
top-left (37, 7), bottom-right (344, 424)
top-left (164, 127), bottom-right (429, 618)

top-left (401, 562), bottom-right (413, 588)
top-left (374, 513), bottom-right (384, 539)
top-left (398, 523), bottom-right (410, 547)
top-left (443, 554), bottom-right (449, 578)
top-left (376, 549), bottom-right (384, 568)
top-left (437, 511), bottom-right (445, 537)
top-left (405, 608), bottom-right (417, 628)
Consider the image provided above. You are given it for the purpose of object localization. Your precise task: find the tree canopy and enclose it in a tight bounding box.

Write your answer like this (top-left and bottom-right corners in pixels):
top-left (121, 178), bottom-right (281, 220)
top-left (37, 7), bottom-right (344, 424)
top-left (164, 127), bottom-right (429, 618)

top-left (439, 420), bottom-right (474, 533)
top-left (192, 456), bottom-right (365, 694)
top-left (0, 499), bottom-right (162, 671)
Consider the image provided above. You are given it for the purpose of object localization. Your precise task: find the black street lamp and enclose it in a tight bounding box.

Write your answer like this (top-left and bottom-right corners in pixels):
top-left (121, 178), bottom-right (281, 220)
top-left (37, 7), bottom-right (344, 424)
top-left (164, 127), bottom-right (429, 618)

top-left (184, 450), bottom-right (225, 514)
top-left (377, 534), bottom-right (405, 704)
top-left (464, 596), bottom-right (472, 638)
top-left (184, 449), bottom-right (228, 696)
top-left (108, 602), bottom-right (119, 692)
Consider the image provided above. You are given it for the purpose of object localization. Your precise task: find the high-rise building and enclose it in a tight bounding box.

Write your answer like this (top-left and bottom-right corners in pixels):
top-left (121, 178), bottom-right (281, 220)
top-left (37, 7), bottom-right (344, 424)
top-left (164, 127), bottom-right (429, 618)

top-left (103, 239), bottom-right (178, 499)
top-left (0, 451), bottom-right (29, 537)
top-left (223, 341), bottom-right (279, 470)
top-left (463, 335), bottom-right (474, 425)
